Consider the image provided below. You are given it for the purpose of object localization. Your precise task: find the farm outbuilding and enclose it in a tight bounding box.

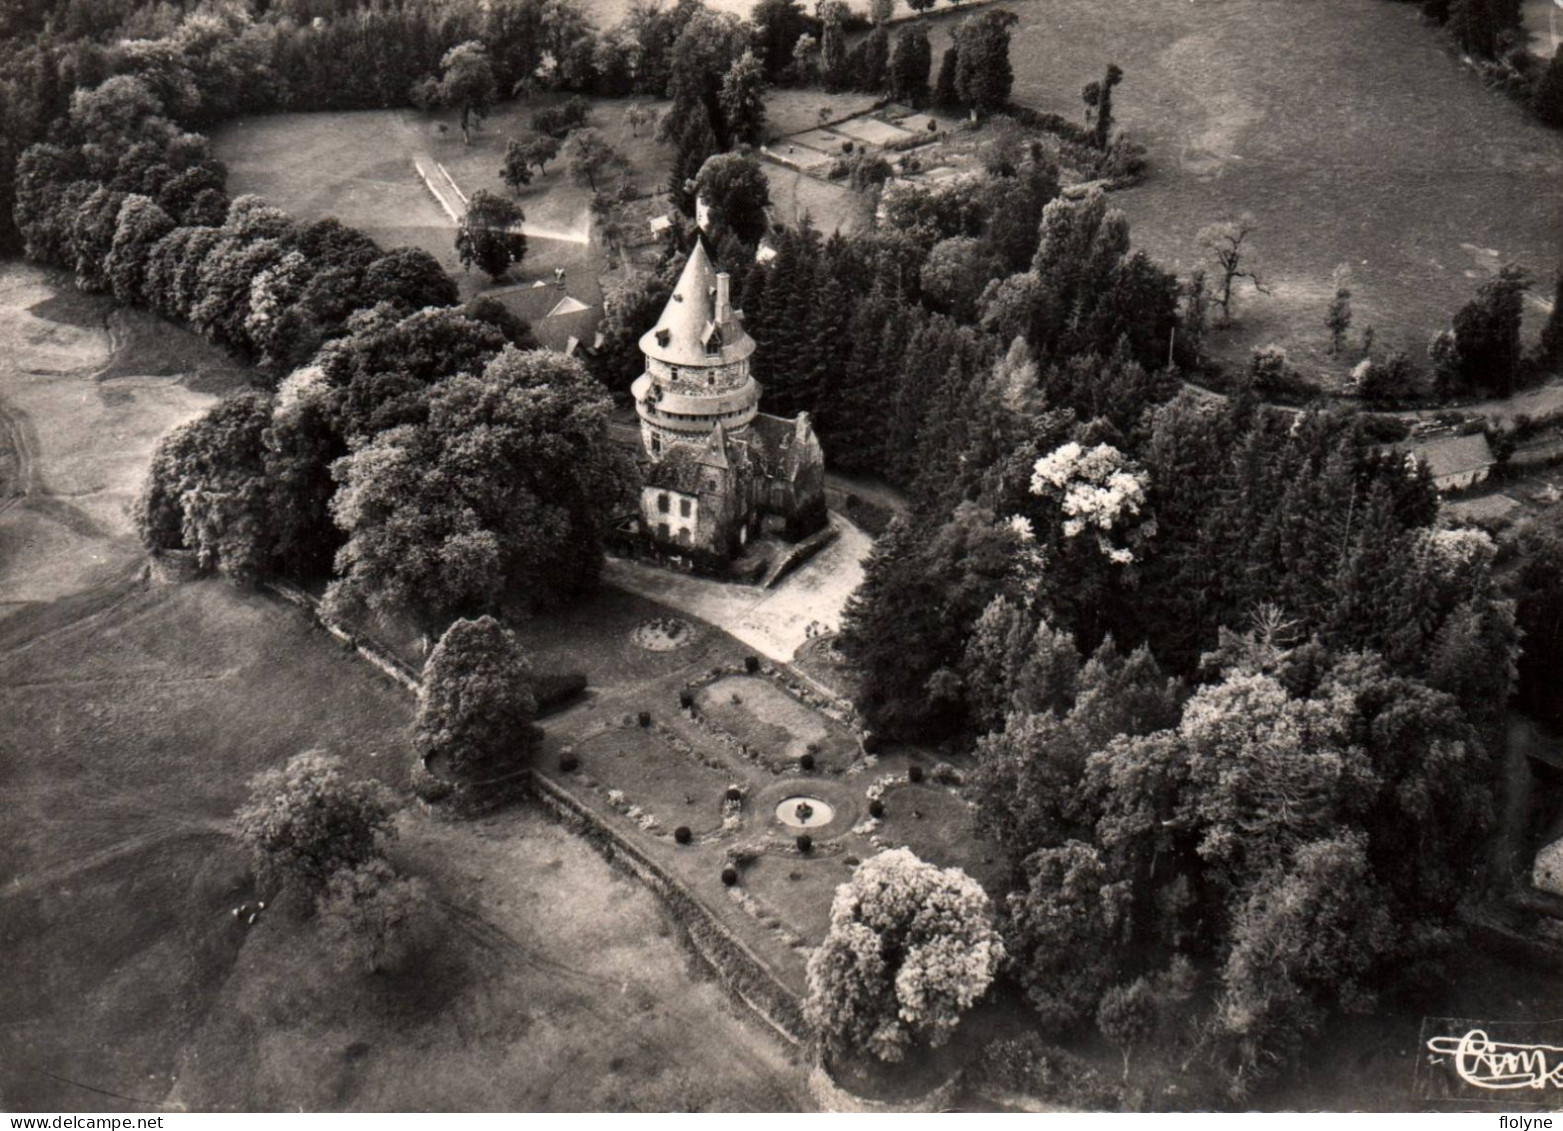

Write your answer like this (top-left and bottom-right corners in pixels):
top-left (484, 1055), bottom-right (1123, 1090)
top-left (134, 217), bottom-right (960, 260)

top-left (1404, 432), bottom-right (1496, 492)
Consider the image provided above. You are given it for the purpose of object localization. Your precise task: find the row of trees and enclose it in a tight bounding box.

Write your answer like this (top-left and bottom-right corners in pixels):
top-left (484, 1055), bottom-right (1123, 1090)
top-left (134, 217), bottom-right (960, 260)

top-left (16, 74), bottom-right (462, 375)
top-left (12, 53), bottom-right (634, 629)
top-left (814, 130), bottom-right (1525, 1087)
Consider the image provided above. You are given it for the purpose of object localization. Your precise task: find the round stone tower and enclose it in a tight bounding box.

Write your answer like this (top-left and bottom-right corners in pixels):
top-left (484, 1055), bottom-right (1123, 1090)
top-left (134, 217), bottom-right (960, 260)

top-left (631, 239), bottom-right (760, 459)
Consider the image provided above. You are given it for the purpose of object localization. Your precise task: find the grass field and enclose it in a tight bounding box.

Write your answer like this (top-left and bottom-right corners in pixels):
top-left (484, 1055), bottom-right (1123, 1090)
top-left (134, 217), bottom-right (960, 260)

top-left (0, 264), bottom-right (807, 1112)
top-left (212, 95), bottom-right (630, 344)
top-left (925, 0), bottom-right (1563, 377)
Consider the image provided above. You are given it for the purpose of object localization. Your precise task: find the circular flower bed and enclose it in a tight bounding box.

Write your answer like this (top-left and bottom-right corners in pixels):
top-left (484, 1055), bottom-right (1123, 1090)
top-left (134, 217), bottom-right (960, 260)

top-left (632, 616), bottom-right (697, 652)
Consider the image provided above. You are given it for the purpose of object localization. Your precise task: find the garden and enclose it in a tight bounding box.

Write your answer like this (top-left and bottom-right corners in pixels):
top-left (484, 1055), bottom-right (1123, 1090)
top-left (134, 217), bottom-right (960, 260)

top-left (693, 672), bottom-right (861, 771)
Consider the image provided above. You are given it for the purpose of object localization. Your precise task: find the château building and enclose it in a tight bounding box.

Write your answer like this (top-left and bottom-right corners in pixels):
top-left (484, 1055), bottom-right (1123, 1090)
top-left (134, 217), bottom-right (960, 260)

top-left (629, 239), bottom-right (826, 564)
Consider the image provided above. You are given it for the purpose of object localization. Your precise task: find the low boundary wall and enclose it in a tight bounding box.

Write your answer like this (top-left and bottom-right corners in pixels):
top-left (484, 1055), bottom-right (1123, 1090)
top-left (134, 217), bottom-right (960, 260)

top-left (258, 577), bottom-right (808, 1049)
top-left (531, 774), bottom-right (808, 1047)
top-left (264, 580), bottom-right (420, 695)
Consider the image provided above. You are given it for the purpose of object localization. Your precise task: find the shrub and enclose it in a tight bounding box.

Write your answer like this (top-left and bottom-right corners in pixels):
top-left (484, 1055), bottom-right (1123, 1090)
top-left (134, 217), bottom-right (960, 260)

top-left (869, 798), bottom-right (885, 819)
top-left (862, 731), bottom-right (880, 753)
top-left (799, 753), bottom-right (816, 771)
top-left (721, 866), bottom-right (740, 885)
top-left (1354, 350), bottom-right (1424, 407)
top-left (417, 617), bottom-right (538, 783)
top-left (970, 1033), bottom-right (1121, 1109)
top-left (908, 764), bottom-right (925, 783)
top-left (679, 689), bottom-right (695, 709)
top-left (533, 670), bottom-right (588, 712)
top-left (744, 655), bottom-right (761, 673)
top-left (1246, 345), bottom-right (1321, 402)
top-left (725, 785), bottom-right (743, 802)
top-left (638, 710), bottom-right (651, 727)
top-left (559, 749), bottom-right (579, 772)
top-left (931, 761), bottom-right (964, 785)
top-left (675, 825), bottom-right (693, 844)
top-left (797, 834), bottom-right (814, 853)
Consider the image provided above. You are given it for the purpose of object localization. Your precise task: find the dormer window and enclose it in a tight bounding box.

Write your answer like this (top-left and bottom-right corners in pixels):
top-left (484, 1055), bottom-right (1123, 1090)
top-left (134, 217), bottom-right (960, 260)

top-left (656, 328), bottom-right (671, 347)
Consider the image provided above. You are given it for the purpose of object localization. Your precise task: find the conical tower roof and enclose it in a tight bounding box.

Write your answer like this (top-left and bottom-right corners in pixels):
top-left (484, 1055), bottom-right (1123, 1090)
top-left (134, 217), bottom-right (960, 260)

top-left (639, 238), bottom-right (754, 367)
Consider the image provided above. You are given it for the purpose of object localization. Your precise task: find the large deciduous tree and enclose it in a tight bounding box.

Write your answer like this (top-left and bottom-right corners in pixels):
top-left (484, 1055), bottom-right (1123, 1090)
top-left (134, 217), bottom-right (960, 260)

top-left (1445, 264), bottom-right (1531, 398)
top-left (719, 48), bottom-right (768, 145)
top-left (1198, 215), bottom-right (1270, 326)
top-left (135, 388), bottom-right (276, 583)
top-left (693, 151), bottom-right (771, 247)
top-left (805, 848), bottom-right (1003, 1064)
top-left (457, 189), bottom-right (527, 281)
top-left (235, 750), bottom-right (398, 896)
top-left (560, 126), bottom-right (624, 193)
top-left (953, 10), bottom-right (1017, 112)
top-left (751, 0), bottom-right (811, 79)
top-left (316, 858), bottom-right (432, 974)
top-left (416, 615), bottom-right (538, 781)
top-left (326, 348), bottom-right (631, 627)
top-left (361, 247), bottom-right (460, 313)
top-left (890, 22), bottom-right (933, 105)
top-left (438, 41), bottom-right (498, 144)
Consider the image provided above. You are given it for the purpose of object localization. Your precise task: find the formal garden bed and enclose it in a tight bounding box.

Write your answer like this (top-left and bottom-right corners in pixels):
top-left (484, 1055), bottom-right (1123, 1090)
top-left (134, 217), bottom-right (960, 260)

top-left (564, 720), bottom-right (736, 839)
top-left (791, 631), bottom-right (860, 701)
top-left (688, 671), bottom-right (862, 773)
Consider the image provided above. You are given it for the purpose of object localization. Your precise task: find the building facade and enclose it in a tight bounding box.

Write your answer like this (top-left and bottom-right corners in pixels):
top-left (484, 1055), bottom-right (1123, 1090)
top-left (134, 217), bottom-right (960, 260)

top-left (630, 240), bottom-right (827, 563)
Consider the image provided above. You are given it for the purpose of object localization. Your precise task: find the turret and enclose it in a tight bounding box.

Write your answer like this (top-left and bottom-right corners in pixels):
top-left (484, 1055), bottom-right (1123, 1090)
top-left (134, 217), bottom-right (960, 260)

top-left (631, 238), bottom-right (762, 458)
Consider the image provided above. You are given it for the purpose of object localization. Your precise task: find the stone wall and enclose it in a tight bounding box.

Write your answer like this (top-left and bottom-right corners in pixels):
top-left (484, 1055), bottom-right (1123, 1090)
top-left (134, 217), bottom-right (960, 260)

top-left (258, 580), bottom-right (810, 1051)
top-left (531, 774), bottom-right (808, 1048)
top-left (263, 581), bottom-right (419, 694)
top-left (807, 1059), bottom-right (962, 1113)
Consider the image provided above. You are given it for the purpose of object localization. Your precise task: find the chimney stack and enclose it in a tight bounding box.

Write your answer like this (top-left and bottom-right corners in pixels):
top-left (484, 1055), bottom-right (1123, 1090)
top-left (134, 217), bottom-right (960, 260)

top-left (715, 273), bottom-right (731, 323)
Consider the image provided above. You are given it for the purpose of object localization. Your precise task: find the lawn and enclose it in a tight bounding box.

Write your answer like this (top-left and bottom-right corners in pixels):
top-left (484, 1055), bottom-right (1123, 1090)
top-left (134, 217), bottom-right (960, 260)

top-left (574, 723), bottom-right (735, 835)
top-left (874, 782), bottom-right (1008, 895)
top-left (0, 264), bottom-right (809, 1112)
top-left (696, 674), bottom-right (859, 770)
top-left (211, 94), bottom-right (641, 346)
top-left (926, 0), bottom-right (1563, 378)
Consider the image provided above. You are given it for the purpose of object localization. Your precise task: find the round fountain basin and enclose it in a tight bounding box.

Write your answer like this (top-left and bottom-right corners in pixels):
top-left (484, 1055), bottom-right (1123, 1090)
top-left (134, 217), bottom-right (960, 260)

top-left (776, 796), bottom-right (835, 829)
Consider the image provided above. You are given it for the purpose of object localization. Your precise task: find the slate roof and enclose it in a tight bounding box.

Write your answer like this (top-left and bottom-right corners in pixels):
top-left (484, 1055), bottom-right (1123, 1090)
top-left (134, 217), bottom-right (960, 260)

top-left (746, 412), bottom-right (817, 482)
top-left (1409, 432), bottom-right (1494, 483)
top-left (638, 238), bottom-right (754, 367)
top-left (643, 443), bottom-right (707, 493)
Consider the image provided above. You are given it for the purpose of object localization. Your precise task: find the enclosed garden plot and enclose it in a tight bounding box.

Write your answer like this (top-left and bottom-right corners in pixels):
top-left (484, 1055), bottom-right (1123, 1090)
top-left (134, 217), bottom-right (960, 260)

top-left (694, 675), bottom-right (859, 771)
top-left (573, 725), bottom-right (733, 836)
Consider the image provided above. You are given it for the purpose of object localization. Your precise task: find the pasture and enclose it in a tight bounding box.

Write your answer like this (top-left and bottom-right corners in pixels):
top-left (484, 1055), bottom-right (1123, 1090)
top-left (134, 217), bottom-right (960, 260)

top-left (925, 0), bottom-right (1563, 377)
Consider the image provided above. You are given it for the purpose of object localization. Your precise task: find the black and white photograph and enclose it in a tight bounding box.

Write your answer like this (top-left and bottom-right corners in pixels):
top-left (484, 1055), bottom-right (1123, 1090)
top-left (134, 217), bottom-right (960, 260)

top-left (1, 0), bottom-right (1561, 1115)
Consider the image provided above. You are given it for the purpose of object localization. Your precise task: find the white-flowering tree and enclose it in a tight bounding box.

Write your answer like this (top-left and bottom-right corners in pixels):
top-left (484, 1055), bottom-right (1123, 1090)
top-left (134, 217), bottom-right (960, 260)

top-left (1028, 441), bottom-right (1153, 565)
top-left (805, 848), bottom-right (1003, 1064)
